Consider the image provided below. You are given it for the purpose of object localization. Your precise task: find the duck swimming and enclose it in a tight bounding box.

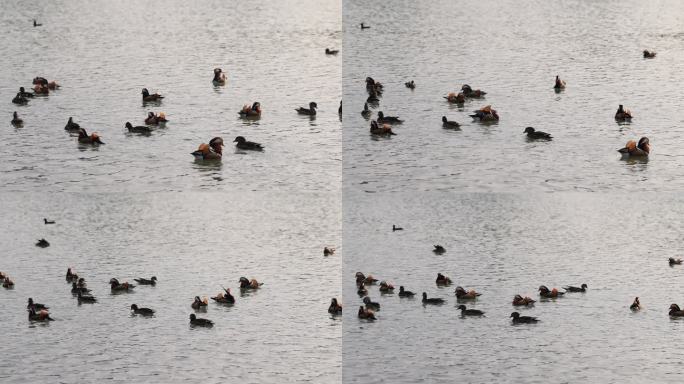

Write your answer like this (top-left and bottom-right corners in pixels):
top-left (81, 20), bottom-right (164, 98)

top-left (296, 102), bottom-right (318, 115)
top-left (33, 19), bottom-right (42, 27)
top-left (538, 285), bottom-right (564, 298)
top-left (436, 273), bottom-right (452, 286)
top-left (366, 77), bottom-right (383, 92)
top-left (134, 276), bottom-right (157, 285)
top-left (72, 282), bottom-right (90, 294)
top-left (615, 104), bottom-right (633, 121)
top-left (28, 308), bottom-right (53, 322)
top-left (192, 137), bottom-right (224, 160)
top-left (357, 282), bottom-right (368, 296)
top-left (670, 304), bottom-right (684, 317)
top-left (433, 245), bottom-right (446, 254)
top-left (455, 286), bottom-right (481, 300)
top-left (325, 48), bottom-right (339, 55)
top-left (234, 136), bottom-right (264, 151)
top-left (239, 277), bottom-right (262, 289)
top-left (211, 288), bottom-right (235, 304)
top-left (355, 272), bottom-right (378, 285)
top-left (670, 257), bottom-right (682, 265)
top-left (2, 276), bottom-right (14, 288)
top-left (144, 112), bottom-right (168, 125)
top-left (377, 111), bottom-right (403, 124)
top-left (422, 292), bottom-right (445, 305)
top-left (33, 84), bottom-right (49, 95)
top-left (363, 296), bottom-right (380, 311)
top-left (338, 101), bottom-right (342, 115)
top-left (554, 75), bottom-right (566, 89)
top-left (618, 137), bottom-right (650, 157)
top-left (524, 127), bottom-right (552, 140)
top-left (643, 50), bottom-right (656, 58)
top-left (379, 281), bottom-right (394, 292)
top-left (65, 267), bottom-right (77, 281)
top-left (64, 117), bottom-right (80, 131)
top-left (405, 80), bottom-right (415, 89)
top-left (130, 304), bottom-right (155, 316)
top-left (110, 278), bottom-right (134, 292)
top-left (392, 225), bottom-right (403, 231)
top-left (36, 239), bottom-right (50, 248)
top-left (191, 296), bottom-right (208, 310)
top-left (239, 102), bottom-right (261, 118)
top-left (77, 292), bottom-right (97, 303)
top-left (126, 122), bottom-right (151, 133)
top-left (78, 128), bottom-right (104, 145)
top-left (444, 92), bottom-right (465, 104)
top-left (358, 306), bottom-right (376, 320)
top-left (630, 297), bottom-right (641, 311)
top-left (324, 247), bottom-right (335, 256)
top-left (11, 112), bottom-right (23, 127)
top-left (189, 313), bottom-right (213, 327)
top-left (360, 23), bottom-right (370, 29)
top-left (511, 312), bottom-right (539, 324)
top-left (12, 93), bottom-right (28, 105)
top-left (141, 88), bottom-right (164, 102)
top-left (398, 286), bottom-right (415, 297)
top-left (212, 68), bottom-right (226, 85)
top-left (370, 121), bottom-right (395, 136)
top-left (328, 298), bottom-right (342, 314)
top-left (563, 284), bottom-right (587, 292)
top-left (361, 103), bottom-right (371, 118)
top-left (442, 116), bottom-right (460, 129)
top-left (18, 87), bottom-right (34, 98)
top-left (28, 298), bottom-right (48, 311)
top-left (461, 84), bottom-right (487, 98)
top-left (457, 305), bottom-right (484, 316)
top-left (512, 295), bottom-right (535, 306)
top-left (470, 105), bottom-right (499, 122)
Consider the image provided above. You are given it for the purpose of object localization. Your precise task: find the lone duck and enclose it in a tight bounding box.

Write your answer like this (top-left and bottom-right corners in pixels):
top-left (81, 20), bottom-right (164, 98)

top-left (64, 117), bottom-right (80, 131)
top-left (239, 277), bottom-right (262, 289)
top-left (444, 92), bottom-right (465, 104)
top-left (328, 298), bottom-right (342, 314)
top-left (192, 137), bottom-right (224, 160)
top-left (615, 104), bottom-right (633, 121)
top-left (379, 281), bottom-right (394, 292)
top-left (27, 298), bottom-right (48, 311)
top-left (405, 80), bottom-right (415, 89)
top-left (211, 288), bottom-right (235, 304)
top-left (130, 304), bottom-right (155, 316)
top-left (360, 23), bottom-right (370, 29)
top-left (361, 103), bottom-right (371, 118)
top-left (670, 304), bottom-right (684, 317)
top-left (296, 102), bottom-right (318, 115)
top-left (33, 19), bottom-right (42, 27)
top-left (363, 296), bottom-right (380, 311)
top-left (461, 84), bottom-right (487, 98)
top-left (436, 273), bottom-right (452, 286)
top-left (324, 247), bottom-right (335, 256)
top-left (470, 105), bottom-right (499, 122)
top-left (398, 286), bottom-right (415, 297)
top-left (28, 308), bottom-right (53, 322)
top-left (422, 292), bottom-right (445, 305)
top-left (433, 245), bottom-right (446, 254)
top-left (377, 111), bottom-right (403, 124)
top-left (643, 50), bottom-right (656, 58)
top-left (325, 48), bottom-right (339, 55)
top-left (358, 306), bottom-right (376, 320)
top-left (370, 121), bottom-right (395, 136)
top-left (78, 128), bottom-right (104, 144)
top-left (191, 296), bottom-right (208, 310)
top-left (442, 116), bottom-right (460, 129)
top-left (455, 286), bottom-right (481, 300)
top-left (2, 276), bottom-right (14, 288)
top-left (618, 137), bottom-right (650, 157)
top-left (77, 292), bottom-right (97, 303)
top-left (110, 278), bottom-right (135, 292)
top-left (126, 122), bottom-right (151, 133)
top-left (670, 258), bottom-right (683, 265)
top-left (392, 225), bottom-right (403, 231)
top-left (457, 305), bottom-right (484, 316)
top-left (12, 93), bottom-right (28, 105)
top-left (234, 136), bottom-right (264, 151)
top-left (212, 68), bottom-right (226, 85)
top-left (189, 313), bottom-right (213, 327)
top-left (239, 102), bottom-right (261, 118)
top-left (134, 276), bottom-right (157, 285)
top-left (630, 297), bottom-right (641, 311)
top-left (511, 312), bottom-right (539, 324)
top-left (563, 284), bottom-right (588, 292)
top-left (554, 75), bottom-right (566, 89)
top-left (72, 282), bottom-right (90, 294)
top-left (36, 239), bottom-right (50, 248)
top-left (141, 88), bottom-right (164, 102)
top-left (43, 218), bottom-right (55, 225)
top-left (11, 112), bottom-right (23, 127)
top-left (512, 294), bottom-right (535, 306)
top-left (524, 127), bottom-right (552, 140)
top-left (538, 285), bottom-right (564, 298)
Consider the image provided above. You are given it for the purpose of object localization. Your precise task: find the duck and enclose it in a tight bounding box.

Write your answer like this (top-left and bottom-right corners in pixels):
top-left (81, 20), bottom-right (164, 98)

top-left (377, 111), bottom-right (403, 124)
top-left (42, 218), bottom-right (55, 225)
top-left (563, 284), bottom-right (588, 292)
top-left (357, 282), bottom-right (368, 296)
top-left (18, 87), bottom-right (35, 98)
top-left (358, 306), bottom-right (376, 320)
top-left (524, 127), bottom-right (552, 140)
top-left (296, 102), bottom-right (318, 115)
top-left (2, 276), bottom-right (14, 288)
top-left (78, 128), bottom-right (104, 145)
top-left (670, 304), bottom-right (684, 317)
top-left (134, 276), bottom-right (157, 285)
top-left (538, 285), bottom-right (564, 298)
top-left (363, 296), bottom-right (381, 311)
top-left (239, 277), bottom-right (262, 289)
top-left (33, 84), bottom-right (49, 95)
top-left (192, 137), bottom-right (224, 160)
top-left (0, 271), bottom-right (5, 280)
top-left (670, 258), bottom-right (683, 265)
top-left (77, 292), bottom-right (97, 303)
top-left (126, 122), bottom-right (151, 133)
top-left (36, 238), bottom-right (50, 248)
top-left (211, 288), bottom-right (236, 304)
top-left (510, 312), bottom-right (539, 324)
top-left (191, 296), bottom-right (208, 310)
top-left (360, 23), bottom-right (370, 29)
top-left (615, 104), bottom-right (633, 121)
top-left (141, 88), bottom-right (164, 102)
top-left (618, 137), bottom-right (649, 157)
top-left (212, 68), bottom-right (227, 85)
top-left (328, 298), bottom-right (342, 314)
top-left (512, 294), bottom-right (535, 306)
top-left (630, 297), bottom-right (641, 311)
top-left (28, 308), bottom-right (53, 322)
top-left (28, 298), bottom-right (48, 311)
top-left (442, 116), bottom-right (460, 129)
top-left (405, 80), bottom-right (415, 89)
top-left (110, 278), bottom-right (135, 292)
top-left (65, 267), bottom-right (77, 281)
top-left (238, 102), bottom-right (261, 118)
top-left (436, 273), bottom-right (452, 286)
top-left (64, 117), bottom-right (80, 131)
top-left (461, 84), bottom-right (487, 98)
top-left (433, 245), bottom-right (446, 254)
top-left (643, 50), bottom-right (656, 58)
top-left (457, 305), bottom-right (484, 316)
top-left (444, 92), bottom-right (465, 104)
top-left (470, 105), bottom-right (499, 122)
top-left (76, 277), bottom-right (87, 288)
top-left (324, 247), bottom-right (335, 256)
top-left (422, 292), bottom-right (445, 305)
top-left (11, 112), bottom-right (23, 127)
top-left (12, 93), bottom-right (28, 105)
top-left (33, 19), bottom-right (42, 27)
top-left (366, 77), bottom-right (383, 91)
top-left (398, 286), bottom-right (415, 297)
top-left (72, 282), bottom-right (90, 294)
top-left (130, 304), bottom-right (155, 316)
top-left (392, 225), bottom-right (403, 231)
top-left (234, 136), bottom-right (264, 151)
top-left (355, 272), bottom-right (378, 285)
top-left (361, 103), bottom-right (372, 118)
top-left (455, 286), bottom-right (481, 300)
top-left (325, 48), bottom-right (339, 55)
top-left (554, 75), bottom-right (566, 89)
top-left (379, 281), bottom-right (394, 292)
top-left (189, 313), bottom-right (213, 327)
top-left (370, 121), bottom-right (395, 136)
top-left (144, 112), bottom-right (162, 125)
top-left (338, 101), bottom-right (342, 115)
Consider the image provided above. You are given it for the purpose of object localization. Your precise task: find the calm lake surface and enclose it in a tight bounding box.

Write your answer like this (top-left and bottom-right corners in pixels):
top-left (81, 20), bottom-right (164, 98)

top-left (343, 0), bottom-right (684, 193)
top-left (343, 193), bottom-right (684, 383)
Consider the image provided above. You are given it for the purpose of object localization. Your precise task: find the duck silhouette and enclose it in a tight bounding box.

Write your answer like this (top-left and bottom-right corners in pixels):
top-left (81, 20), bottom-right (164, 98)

top-left (130, 304), bottom-right (155, 316)
top-left (126, 122), bottom-right (151, 133)
top-left (64, 117), bottom-right (80, 131)
top-left (325, 48), bottom-right (339, 55)
top-left (398, 286), bottom-right (415, 297)
top-left (189, 313), bottom-right (213, 327)
top-left (511, 312), bottom-right (539, 324)
top-left (234, 136), bottom-right (263, 151)
top-left (457, 305), bottom-right (484, 316)
top-left (422, 292), bottom-right (445, 305)
top-left (442, 116), bottom-right (460, 129)
top-left (328, 298), bottom-right (342, 314)
top-left (141, 88), bottom-right (164, 102)
top-left (11, 112), bottom-right (23, 127)
top-left (296, 102), bottom-right (318, 115)
top-left (524, 127), bottom-right (552, 140)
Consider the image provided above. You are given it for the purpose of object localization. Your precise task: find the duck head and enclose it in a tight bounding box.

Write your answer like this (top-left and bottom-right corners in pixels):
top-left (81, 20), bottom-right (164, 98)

top-left (670, 303), bottom-right (680, 311)
top-left (363, 103), bottom-right (369, 111)
top-left (189, 314), bottom-right (197, 321)
top-left (638, 137), bottom-right (650, 153)
top-left (233, 136), bottom-right (246, 144)
top-left (309, 102), bottom-right (317, 110)
top-left (125, 122), bottom-right (134, 130)
top-left (377, 111), bottom-right (385, 119)
top-left (13, 111), bottom-right (19, 119)
top-left (239, 277), bottom-right (249, 287)
top-left (109, 278), bottom-right (120, 285)
top-left (457, 305), bottom-right (466, 310)
top-left (581, 284), bottom-right (588, 289)
top-left (141, 88), bottom-right (149, 97)
top-left (510, 312), bottom-right (520, 319)
top-left (538, 285), bottom-right (549, 293)
top-left (362, 297), bottom-right (371, 304)
top-left (331, 298), bottom-right (338, 306)
top-left (617, 104), bottom-right (624, 113)
top-left (210, 137), bottom-right (224, 154)
top-left (422, 292), bottom-right (427, 299)
top-left (524, 127), bottom-right (535, 134)
top-left (151, 276), bottom-right (157, 282)
top-left (131, 304), bottom-right (138, 310)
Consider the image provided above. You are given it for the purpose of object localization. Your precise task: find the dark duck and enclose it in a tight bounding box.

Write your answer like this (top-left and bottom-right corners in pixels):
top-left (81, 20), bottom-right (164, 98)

top-left (470, 105), bottom-right (499, 122)
top-left (398, 286), bottom-right (415, 297)
top-left (130, 304), bottom-right (155, 316)
top-left (11, 112), bottom-right (23, 127)
top-left (211, 288), bottom-right (236, 304)
top-left (370, 121), bottom-right (395, 136)
top-left (12, 93), bottom-right (29, 105)
top-left (422, 292), bottom-right (445, 305)
top-left (357, 306), bottom-right (376, 320)
top-left (189, 314), bottom-right (213, 327)
top-left (361, 103), bottom-right (371, 118)
top-left (78, 128), bottom-right (104, 144)
top-left (192, 137), bottom-right (224, 160)
top-left (512, 295), bottom-right (535, 306)
top-left (461, 84), bottom-right (487, 98)
top-left (670, 258), bottom-right (683, 266)
top-left (524, 127), bottom-right (552, 140)
top-left (442, 116), bottom-right (460, 129)
top-left (538, 285), bottom-right (564, 298)
top-left (77, 292), bottom-right (97, 303)
top-left (670, 304), bottom-right (684, 317)
top-left (72, 282), bottom-right (90, 294)
top-left (144, 112), bottom-right (167, 125)
top-left (643, 50), bottom-right (656, 58)
top-left (377, 111), bottom-right (402, 124)
top-left (564, 284), bottom-right (588, 292)
top-left (614, 104), bottom-right (633, 121)
top-left (355, 272), bottom-right (378, 285)
top-left (64, 117), bottom-right (80, 131)
top-left (27, 298), bottom-right (48, 311)
top-left (191, 296), bottom-right (208, 310)
top-left (126, 122), bottom-right (151, 133)
top-left (363, 296), bottom-right (380, 311)
top-left (435, 273), bottom-right (452, 286)
top-left (325, 48), bottom-right (339, 55)
top-left (212, 68), bottom-right (226, 85)
top-left (554, 75), bottom-right (566, 89)
top-left (630, 297), bottom-right (641, 311)
top-left (234, 136), bottom-right (264, 151)
top-left (328, 298), bottom-right (342, 314)
top-left (141, 88), bottom-right (164, 102)
top-left (134, 276), bottom-right (157, 285)
top-left (239, 102), bottom-right (261, 118)
top-left (110, 278), bottom-right (134, 292)
top-left (65, 267), bottom-right (78, 282)
top-left (457, 305), bottom-right (484, 316)
top-left (36, 239), bottom-right (50, 248)
top-left (379, 281), bottom-right (394, 292)
top-left (239, 277), bottom-right (262, 289)
top-left (618, 137), bottom-right (650, 157)
top-left (296, 102), bottom-right (318, 115)
top-left (18, 87), bottom-right (35, 98)
top-left (510, 312), bottom-right (539, 324)
top-left (405, 80), bottom-right (415, 89)
top-left (433, 245), bottom-right (446, 254)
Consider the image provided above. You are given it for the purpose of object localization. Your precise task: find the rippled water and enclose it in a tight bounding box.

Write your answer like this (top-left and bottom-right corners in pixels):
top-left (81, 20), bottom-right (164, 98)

top-left (343, 193), bottom-right (684, 383)
top-left (343, 0), bottom-right (684, 193)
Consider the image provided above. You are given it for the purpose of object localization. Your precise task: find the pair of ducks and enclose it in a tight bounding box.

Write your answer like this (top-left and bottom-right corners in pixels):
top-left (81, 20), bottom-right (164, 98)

top-left (1, 272), bottom-right (14, 288)
top-left (63, 118), bottom-right (105, 144)
top-left (110, 278), bottom-right (135, 292)
top-left (191, 136), bottom-right (264, 160)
